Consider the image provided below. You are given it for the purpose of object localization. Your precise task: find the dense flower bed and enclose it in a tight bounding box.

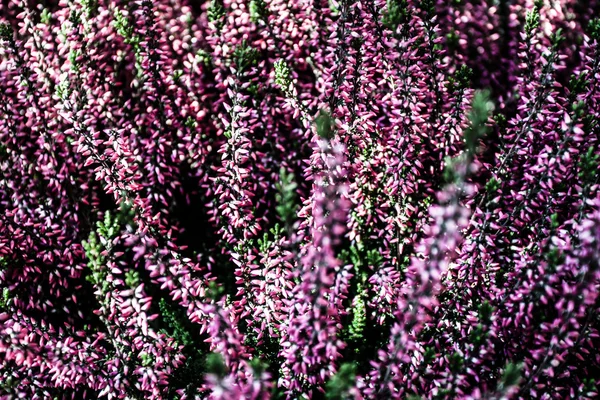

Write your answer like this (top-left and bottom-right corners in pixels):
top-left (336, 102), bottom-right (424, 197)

top-left (1, 0), bottom-right (599, 398)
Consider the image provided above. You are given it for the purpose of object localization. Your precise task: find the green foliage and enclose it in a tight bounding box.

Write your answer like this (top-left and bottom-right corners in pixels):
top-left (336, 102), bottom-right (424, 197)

top-left (206, 280), bottom-right (225, 301)
top-left (159, 296), bottom-right (210, 397)
top-left (139, 352), bottom-right (154, 367)
top-left (418, 0), bottom-right (436, 17)
top-left (485, 177), bottom-right (501, 193)
top-left (243, 326), bottom-right (282, 373)
top-left (233, 40), bottom-right (260, 73)
top-left (173, 69), bottom-right (184, 83)
top-left (185, 116), bottom-right (198, 129)
top-left (0, 23), bottom-right (12, 41)
top-left (96, 210), bottom-right (120, 241)
top-left (315, 109), bottom-right (334, 140)
top-left (464, 89), bottom-right (493, 156)
top-left (383, 0), bottom-right (409, 29)
top-left (275, 168), bottom-right (298, 229)
top-left (159, 298), bottom-right (193, 347)
top-left (83, 228), bottom-right (110, 293)
top-left (578, 147), bottom-right (599, 183)
top-left (496, 269), bottom-right (506, 287)
top-left (0, 287), bottom-right (10, 310)
top-left (499, 362), bottom-right (523, 391)
top-left (339, 243), bottom-right (382, 277)
top-left (56, 78), bottom-right (71, 101)
top-left (446, 29), bottom-right (459, 52)
top-left (469, 324), bottom-right (488, 345)
top-left (168, 352), bottom-right (206, 398)
top-left (533, 0), bottom-right (543, 9)
top-left (350, 36), bottom-right (364, 51)
top-left (0, 375), bottom-right (15, 392)
top-left (112, 8), bottom-right (146, 80)
top-left (448, 352), bottom-right (464, 374)
top-left (125, 270), bottom-right (140, 288)
top-left (545, 247), bottom-right (565, 273)
top-left (207, 0), bottom-right (226, 29)
top-left (69, 49), bottom-right (82, 73)
top-left (493, 111), bottom-right (507, 132)
top-left (581, 378), bottom-right (597, 397)
top-left (69, 9), bottom-right (81, 26)
top-left (257, 231), bottom-right (271, 254)
top-left (478, 301), bottom-right (493, 323)
top-left (448, 65), bottom-right (473, 91)
top-left (524, 6), bottom-right (540, 35)
top-left (249, 357), bottom-right (268, 376)
top-left (274, 59), bottom-right (292, 89)
top-left (257, 224), bottom-right (283, 253)
top-left (442, 155), bottom-right (462, 184)
top-left (571, 100), bottom-right (586, 120)
top-left (589, 18), bottom-right (600, 40)
top-left (469, 301), bottom-right (494, 345)
top-left (83, 205), bottom-right (134, 292)
top-left (79, 0), bottom-right (98, 18)
top-left (347, 285), bottom-right (367, 344)
top-left (205, 352), bottom-right (227, 378)
top-left (40, 8), bottom-right (52, 25)
top-left (195, 49), bottom-right (212, 67)
top-left (550, 213), bottom-right (560, 229)
top-left (338, 243), bottom-right (383, 357)
top-left (340, 244), bottom-right (361, 268)
top-left (550, 28), bottom-right (564, 48)
top-left (423, 347), bottom-right (436, 365)
top-left (249, 0), bottom-right (268, 23)
top-left (569, 72), bottom-right (589, 96)
top-left (325, 363), bottom-right (356, 400)
top-left (113, 9), bottom-right (137, 45)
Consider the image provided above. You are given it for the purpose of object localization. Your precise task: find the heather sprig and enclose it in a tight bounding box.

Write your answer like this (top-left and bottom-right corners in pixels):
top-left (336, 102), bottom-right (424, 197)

top-left (2, 0), bottom-right (600, 398)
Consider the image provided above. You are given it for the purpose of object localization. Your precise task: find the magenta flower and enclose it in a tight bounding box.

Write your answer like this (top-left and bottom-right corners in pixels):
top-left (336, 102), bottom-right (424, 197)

top-left (1, 0), bottom-right (600, 398)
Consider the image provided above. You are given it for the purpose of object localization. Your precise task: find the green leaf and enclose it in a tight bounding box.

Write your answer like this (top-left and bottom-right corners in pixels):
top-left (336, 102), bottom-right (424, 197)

top-left (383, 0), bottom-right (409, 30)
top-left (464, 89), bottom-right (494, 156)
top-left (249, 0), bottom-right (268, 23)
top-left (275, 168), bottom-right (298, 228)
top-left (205, 353), bottom-right (227, 378)
top-left (207, 0), bottom-right (226, 25)
top-left (348, 285), bottom-right (367, 343)
top-left (0, 287), bottom-right (10, 310)
top-left (274, 59), bottom-right (292, 89)
top-left (233, 40), bottom-right (260, 73)
top-left (578, 146), bottom-right (599, 183)
top-left (525, 8), bottom-right (540, 34)
top-left (589, 18), bottom-right (600, 40)
top-left (478, 301), bottom-right (493, 323)
top-left (125, 270), bottom-right (140, 288)
top-left (315, 109), bottom-right (334, 140)
top-left (325, 363), bottom-right (357, 400)
top-left (40, 9), bottom-right (52, 25)
top-left (0, 23), bottom-right (12, 41)
top-left (485, 177), bottom-right (501, 193)
top-left (500, 362), bottom-right (523, 389)
top-left (449, 352), bottom-right (464, 374)
top-left (80, 0), bottom-right (98, 18)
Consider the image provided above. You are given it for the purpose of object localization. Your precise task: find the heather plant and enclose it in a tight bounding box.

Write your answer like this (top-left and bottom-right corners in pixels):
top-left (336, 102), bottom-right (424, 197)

top-left (0, 0), bottom-right (599, 399)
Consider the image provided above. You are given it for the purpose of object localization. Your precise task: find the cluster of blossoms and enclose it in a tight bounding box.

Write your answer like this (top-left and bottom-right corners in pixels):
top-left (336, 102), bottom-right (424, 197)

top-left (0, 0), bottom-right (599, 399)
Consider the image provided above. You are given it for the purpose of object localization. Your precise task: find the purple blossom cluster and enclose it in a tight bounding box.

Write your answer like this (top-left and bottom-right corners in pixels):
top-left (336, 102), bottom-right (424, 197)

top-left (0, 0), bottom-right (599, 399)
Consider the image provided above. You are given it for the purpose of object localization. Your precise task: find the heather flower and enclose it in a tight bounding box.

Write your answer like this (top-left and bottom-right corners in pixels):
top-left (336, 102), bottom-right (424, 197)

top-left (1, 0), bottom-right (600, 398)
top-left (279, 135), bottom-right (351, 394)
